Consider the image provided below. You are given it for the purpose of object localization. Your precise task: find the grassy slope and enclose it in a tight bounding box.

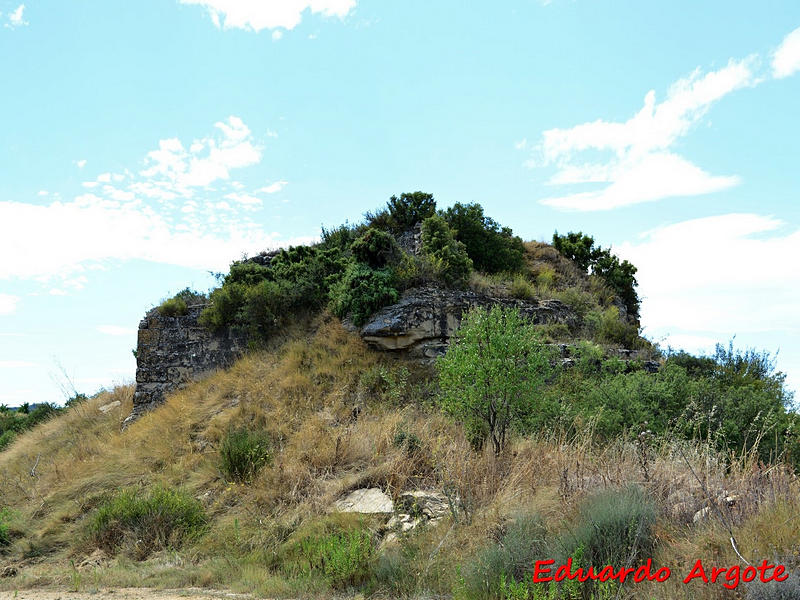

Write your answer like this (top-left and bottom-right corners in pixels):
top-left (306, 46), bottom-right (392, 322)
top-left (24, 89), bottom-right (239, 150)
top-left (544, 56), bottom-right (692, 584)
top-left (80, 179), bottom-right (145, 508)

top-left (1, 246), bottom-right (797, 599)
top-left (0, 315), bottom-right (797, 599)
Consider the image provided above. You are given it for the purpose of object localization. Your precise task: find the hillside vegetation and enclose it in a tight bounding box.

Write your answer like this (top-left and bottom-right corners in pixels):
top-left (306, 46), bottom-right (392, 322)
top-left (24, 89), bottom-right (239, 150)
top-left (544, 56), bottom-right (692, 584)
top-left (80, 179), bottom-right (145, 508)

top-left (1, 194), bottom-right (799, 600)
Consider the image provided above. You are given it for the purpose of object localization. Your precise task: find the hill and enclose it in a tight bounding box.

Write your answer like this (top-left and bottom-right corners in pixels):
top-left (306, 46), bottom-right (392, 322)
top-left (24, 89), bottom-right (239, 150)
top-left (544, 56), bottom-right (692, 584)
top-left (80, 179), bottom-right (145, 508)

top-left (1, 193), bottom-right (799, 600)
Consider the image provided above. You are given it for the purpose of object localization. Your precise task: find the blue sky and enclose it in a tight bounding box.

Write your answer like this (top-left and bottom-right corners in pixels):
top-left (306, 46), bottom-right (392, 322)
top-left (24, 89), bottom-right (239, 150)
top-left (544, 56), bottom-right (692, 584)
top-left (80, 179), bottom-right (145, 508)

top-left (1, 1), bottom-right (799, 405)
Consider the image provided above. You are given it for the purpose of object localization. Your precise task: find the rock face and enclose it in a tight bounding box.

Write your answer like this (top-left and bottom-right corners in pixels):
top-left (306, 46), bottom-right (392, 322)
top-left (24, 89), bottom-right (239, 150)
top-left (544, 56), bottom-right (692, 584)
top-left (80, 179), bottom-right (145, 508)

top-left (125, 303), bottom-right (245, 426)
top-left (359, 286), bottom-right (578, 357)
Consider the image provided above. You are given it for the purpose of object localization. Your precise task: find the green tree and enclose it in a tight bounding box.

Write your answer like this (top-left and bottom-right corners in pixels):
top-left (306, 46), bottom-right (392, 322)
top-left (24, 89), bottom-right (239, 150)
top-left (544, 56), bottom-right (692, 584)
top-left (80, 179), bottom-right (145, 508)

top-left (420, 215), bottom-right (473, 287)
top-left (350, 227), bottom-right (400, 268)
top-left (386, 191), bottom-right (436, 230)
top-left (552, 231), bottom-right (640, 318)
top-left (443, 202), bottom-right (524, 273)
top-left (437, 306), bottom-right (553, 454)
top-left (551, 231), bottom-right (599, 272)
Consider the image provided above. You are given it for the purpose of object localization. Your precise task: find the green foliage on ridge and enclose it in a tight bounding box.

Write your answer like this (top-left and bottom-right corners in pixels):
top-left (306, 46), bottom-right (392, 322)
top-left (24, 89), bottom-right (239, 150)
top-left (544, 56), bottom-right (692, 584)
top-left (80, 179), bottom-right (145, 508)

top-left (553, 230), bottom-right (640, 318)
top-left (443, 202), bottom-right (525, 273)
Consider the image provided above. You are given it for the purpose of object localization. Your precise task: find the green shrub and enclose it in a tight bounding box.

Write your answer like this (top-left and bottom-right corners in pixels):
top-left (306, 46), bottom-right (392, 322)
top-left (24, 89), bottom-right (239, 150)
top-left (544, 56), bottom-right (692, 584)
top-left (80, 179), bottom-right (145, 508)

top-left (329, 263), bottom-right (399, 326)
top-left (421, 215), bottom-right (473, 287)
top-left (88, 486), bottom-right (206, 558)
top-left (585, 307), bottom-right (639, 348)
top-left (157, 288), bottom-right (205, 317)
top-left (200, 246), bottom-right (349, 337)
top-left (552, 231), bottom-right (639, 318)
top-left (280, 517), bottom-right (375, 588)
top-left (552, 287), bottom-right (596, 319)
top-left (387, 191), bottom-right (437, 230)
top-left (392, 429), bottom-right (422, 455)
top-left (351, 227), bottom-right (400, 268)
top-left (456, 514), bottom-right (548, 600)
top-left (0, 430), bottom-right (16, 452)
top-left (438, 306), bottom-right (553, 453)
top-left (558, 486), bottom-right (656, 569)
top-left (26, 402), bottom-right (59, 427)
top-left (158, 296), bottom-right (187, 317)
top-left (220, 428), bottom-right (272, 483)
top-left (551, 231), bottom-right (598, 272)
top-left (443, 203), bottom-right (525, 274)
top-left (510, 275), bottom-right (535, 300)
top-left (535, 266), bottom-right (556, 290)
top-left (320, 222), bottom-right (362, 252)
top-left (0, 508), bottom-right (11, 549)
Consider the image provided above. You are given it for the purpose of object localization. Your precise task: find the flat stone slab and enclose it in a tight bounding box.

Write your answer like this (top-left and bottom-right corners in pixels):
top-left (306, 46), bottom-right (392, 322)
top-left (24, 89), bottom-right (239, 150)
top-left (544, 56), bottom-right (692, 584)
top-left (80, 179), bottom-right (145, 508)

top-left (333, 487), bottom-right (393, 513)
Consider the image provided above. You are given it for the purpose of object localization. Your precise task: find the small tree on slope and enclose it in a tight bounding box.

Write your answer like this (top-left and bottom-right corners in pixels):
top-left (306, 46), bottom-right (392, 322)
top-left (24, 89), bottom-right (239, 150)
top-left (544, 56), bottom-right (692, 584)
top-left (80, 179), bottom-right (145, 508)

top-left (437, 305), bottom-right (553, 454)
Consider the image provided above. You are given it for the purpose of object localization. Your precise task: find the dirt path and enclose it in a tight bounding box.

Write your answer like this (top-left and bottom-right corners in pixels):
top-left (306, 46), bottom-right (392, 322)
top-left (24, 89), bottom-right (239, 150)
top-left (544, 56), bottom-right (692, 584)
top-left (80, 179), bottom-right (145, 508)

top-left (0, 589), bottom-right (253, 600)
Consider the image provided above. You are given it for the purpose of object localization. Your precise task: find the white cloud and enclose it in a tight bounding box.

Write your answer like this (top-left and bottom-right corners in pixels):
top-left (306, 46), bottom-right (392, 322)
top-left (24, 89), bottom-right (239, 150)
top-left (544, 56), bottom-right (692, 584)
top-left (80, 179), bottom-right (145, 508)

top-left (140, 116), bottom-right (261, 193)
top-left (6, 4), bottom-right (27, 28)
top-left (272, 30), bottom-right (283, 41)
top-left (97, 325), bottom-right (137, 336)
top-left (541, 152), bottom-right (740, 210)
top-left (259, 180), bottom-right (288, 194)
top-left (224, 192), bottom-right (262, 206)
top-left (0, 361), bottom-right (36, 368)
top-left (0, 294), bottom-right (20, 315)
top-left (773, 26), bottom-right (800, 79)
top-left (531, 57), bottom-right (758, 211)
top-left (75, 159), bottom-right (87, 169)
top-left (179, 0), bottom-right (356, 32)
top-left (616, 213), bottom-right (800, 334)
top-left (0, 117), bottom-right (315, 284)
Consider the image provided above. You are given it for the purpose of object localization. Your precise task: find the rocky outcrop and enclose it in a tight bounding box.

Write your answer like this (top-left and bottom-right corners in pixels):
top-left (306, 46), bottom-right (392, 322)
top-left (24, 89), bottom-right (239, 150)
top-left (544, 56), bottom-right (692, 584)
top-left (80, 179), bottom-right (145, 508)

top-left (333, 488), bottom-right (394, 514)
top-left (359, 286), bottom-right (578, 357)
top-left (124, 304), bottom-right (245, 426)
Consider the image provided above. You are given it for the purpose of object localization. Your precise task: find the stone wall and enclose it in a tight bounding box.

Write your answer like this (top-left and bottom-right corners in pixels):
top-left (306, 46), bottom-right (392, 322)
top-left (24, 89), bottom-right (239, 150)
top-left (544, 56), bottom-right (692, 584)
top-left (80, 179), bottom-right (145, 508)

top-left (359, 286), bottom-right (579, 358)
top-left (124, 303), bottom-right (246, 426)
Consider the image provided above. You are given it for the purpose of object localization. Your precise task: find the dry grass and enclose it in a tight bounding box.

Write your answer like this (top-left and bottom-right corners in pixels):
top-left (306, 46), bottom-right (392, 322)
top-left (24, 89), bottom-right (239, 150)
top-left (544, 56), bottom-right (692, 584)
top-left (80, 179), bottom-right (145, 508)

top-left (1, 315), bottom-right (798, 599)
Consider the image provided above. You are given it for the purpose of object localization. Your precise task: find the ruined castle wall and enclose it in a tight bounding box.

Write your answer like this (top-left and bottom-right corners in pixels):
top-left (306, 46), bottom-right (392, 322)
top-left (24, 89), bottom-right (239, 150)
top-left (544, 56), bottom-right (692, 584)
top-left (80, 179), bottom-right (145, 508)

top-left (125, 304), bottom-right (246, 425)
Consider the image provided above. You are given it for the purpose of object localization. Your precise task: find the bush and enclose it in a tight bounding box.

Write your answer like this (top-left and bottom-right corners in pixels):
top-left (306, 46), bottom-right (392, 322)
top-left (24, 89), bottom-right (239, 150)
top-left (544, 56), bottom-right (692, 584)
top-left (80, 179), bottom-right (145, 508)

top-left (746, 572), bottom-right (800, 600)
top-left (457, 514), bottom-right (548, 600)
top-left (351, 227), bottom-right (400, 268)
top-left (220, 428), bottom-right (272, 483)
top-left (421, 215), bottom-right (473, 287)
top-left (559, 486), bottom-right (656, 569)
top-left (552, 232), bottom-right (639, 318)
top-left (158, 296), bottom-right (187, 317)
top-left (443, 203), bottom-right (525, 273)
top-left (200, 246), bottom-right (349, 337)
top-left (280, 517), bottom-right (375, 588)
top-left (387, 191), bottom-right (437, 231)
top-left (551, 231), bottom-right (598, 272)
top-left (89, 486), bottom-right (206, 558)
top-left (329, 263), bottom-right (399, 326)
top-left (585, 306), bottom-right (640, 348)
top-left (0, 508), bottom-right (11, 549)
top-left (438, 306), bottom-right (553, 453)
top-left (0, 430), bottom-right (16, 452)
top-left (509, 275), bottom-right (535, 300)
top-left (157, 288), bottom-right (205, 317)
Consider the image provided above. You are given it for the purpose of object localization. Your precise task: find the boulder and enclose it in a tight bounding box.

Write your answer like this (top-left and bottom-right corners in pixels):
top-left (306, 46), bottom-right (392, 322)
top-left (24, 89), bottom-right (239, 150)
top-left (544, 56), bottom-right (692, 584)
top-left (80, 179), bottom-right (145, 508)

top-left (333, 488), bottom-right (393, 514)
top-left (395, 490), bottom-right (451, 521)
top-left (98, 400), bottom-right (121, 414)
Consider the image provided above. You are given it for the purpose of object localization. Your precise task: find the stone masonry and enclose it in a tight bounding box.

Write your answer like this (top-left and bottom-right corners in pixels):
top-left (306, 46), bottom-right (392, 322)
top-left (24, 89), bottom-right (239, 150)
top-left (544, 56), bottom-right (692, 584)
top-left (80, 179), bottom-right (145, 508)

top-left (124, 303), bottom-right (245, 426)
